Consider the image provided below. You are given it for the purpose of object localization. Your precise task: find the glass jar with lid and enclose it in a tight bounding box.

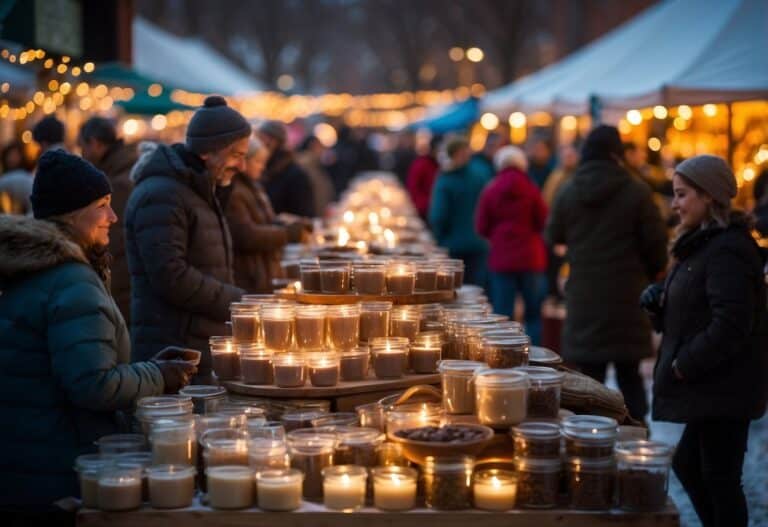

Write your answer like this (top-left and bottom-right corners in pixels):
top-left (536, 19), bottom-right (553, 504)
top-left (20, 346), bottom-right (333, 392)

top-left (332, 427), bottom-right (385, 467)
top-left (483, 334), bottom-right (530, 368)
top-left (515, 457), bottom-right (561, 509)
top-left (422, 456), bottom-right (475, 510)
top-left (511, 421), bottom-right (562, 459)
top-left (474, 369), bottom-right (529, 428)
top-left (439, 360), bottom-right (486, 414)
top-left (136, 395), bottom-right (194, 437)
top-left (287, 429), bottom-right (337, 499)
top-left (513, 366), bottom-right (565, 418)
top-left (179, 385), bottom-right (227, 414)
top-left (616, 440), bottom-right (673, 511)
top-left (562, 415), bottom-right (618, 458)
top-left (230, 302), bottom-right (260, 343)
top-left (566, 457), bottom-right (616, 510)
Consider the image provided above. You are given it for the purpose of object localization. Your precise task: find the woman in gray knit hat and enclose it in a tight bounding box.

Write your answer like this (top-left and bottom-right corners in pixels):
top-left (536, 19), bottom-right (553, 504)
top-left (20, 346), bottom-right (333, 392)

top-left (641, 154), bottom-right (768, 527)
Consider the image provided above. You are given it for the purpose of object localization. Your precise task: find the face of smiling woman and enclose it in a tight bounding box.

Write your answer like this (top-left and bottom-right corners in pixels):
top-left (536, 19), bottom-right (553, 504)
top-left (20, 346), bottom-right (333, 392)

top-left (672, 173), bottom-right (713, 230)
top-left (67, 194), bottom-right (117, 247)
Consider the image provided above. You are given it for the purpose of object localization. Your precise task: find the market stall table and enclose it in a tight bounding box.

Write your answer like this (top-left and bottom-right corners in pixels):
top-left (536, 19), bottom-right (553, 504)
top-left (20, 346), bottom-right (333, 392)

top-left (76, 498), bottom-right (680, 527)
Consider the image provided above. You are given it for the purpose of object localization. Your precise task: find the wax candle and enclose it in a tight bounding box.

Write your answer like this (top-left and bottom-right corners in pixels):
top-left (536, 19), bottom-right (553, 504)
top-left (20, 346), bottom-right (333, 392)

top-left (240, 346), bottom-right (274, 385)
top-left (256, 469), bottom-right (304, 511)
top-left (151, 421), bottom-right (197, 466)
top-left (410, 345), bottom-right (441, 373)
top-left (97, 467), bottom-right (143, 512)
top-left (415, 265), bottom-right (438, 291)
top-left (210, 337), bottom-right (241, 381)
top-left (372, 348), bottom-right (406, 379)
top-left (261, 306), bottom-right (295, 352)
top-left (282, 410), bottom-right (327, 432)
top-left (340, 348), bottom-right (370, 381)
top-left (147, 465), bottom-right (196, 509)
top-left (436, 268), bottom-right (455, 290)
top-left (300, 261), bottom-right (322, 292)
top-left (473, 469), bottom-right (517, 511)
top-left (287, 430), bottom-right (336, 499)
top-left (359, 302), bottom-right (392, 343)
top-left (327, 305), bottom-right (360, 350)
top-left (354, 263), bottom-right (387, 295)
top-left (295, 306), bottom-right (327, 351)
top-left (372, 467), bottom-right (417, 511)
top-left (230, 302), bottom-right (260, 343)
top-left (389, 309), bottom-right (420, 341)
top-left (308, 354), bottom-right (340, 387)
top-left (273, 353), bottom-right (307, 387)
top-left (248, 439), bottom-right (289, 470)
top-left (386, 263), bottom-right (415, 295)
top-left (323, 466), bottom-right (367, 511)
top-left (202, 429), bottom-right (250, 468)
top-left (320, 264), bottom-right (351, 293)
top-left (75, 454), bottom-right (110, 508)
top-left (206, 466), bottom-right (254, 509)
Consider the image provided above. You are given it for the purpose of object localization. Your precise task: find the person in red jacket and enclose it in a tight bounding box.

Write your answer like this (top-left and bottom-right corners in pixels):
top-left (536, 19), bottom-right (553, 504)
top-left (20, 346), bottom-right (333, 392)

top-left (406, 135), bottom-right (441, 221)
top-left (476, 145), bottom-right (548, 343)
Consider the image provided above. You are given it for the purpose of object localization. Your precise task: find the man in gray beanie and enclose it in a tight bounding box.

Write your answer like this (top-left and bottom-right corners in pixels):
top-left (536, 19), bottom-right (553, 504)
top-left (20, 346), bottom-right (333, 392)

top-left (124, 95), bottom-right (250, 380)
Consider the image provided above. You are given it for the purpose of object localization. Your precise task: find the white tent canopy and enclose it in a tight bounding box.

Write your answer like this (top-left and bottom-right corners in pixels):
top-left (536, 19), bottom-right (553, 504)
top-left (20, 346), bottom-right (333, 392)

top-left (482, 0), bottom-right (768, 117)
top-left (133, 17), bottom-right (262, 95)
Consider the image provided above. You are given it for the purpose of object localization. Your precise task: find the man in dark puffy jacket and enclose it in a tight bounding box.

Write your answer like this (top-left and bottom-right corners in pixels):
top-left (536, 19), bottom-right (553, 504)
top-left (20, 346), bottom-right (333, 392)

top-left (125, 96), bottom-right (249, 379)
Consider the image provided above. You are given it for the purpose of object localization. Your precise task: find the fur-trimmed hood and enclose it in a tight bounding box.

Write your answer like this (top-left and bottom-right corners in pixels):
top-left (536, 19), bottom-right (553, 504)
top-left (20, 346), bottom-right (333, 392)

top-left (0, 215), bottom-right (86, 283)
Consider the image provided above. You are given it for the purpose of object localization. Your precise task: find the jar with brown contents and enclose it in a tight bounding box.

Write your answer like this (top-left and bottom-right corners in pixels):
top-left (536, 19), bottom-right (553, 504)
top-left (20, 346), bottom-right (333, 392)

top-left (511, 421), bottom-right (562, 459)
top-left (514, 457), bottom-right (561, 509)
top-left (562, 415), bottom-right (618, 458)
top-left (513, 366), bottom-right (565, 419)
top-left (566, 457), bottom-right (616, 510)
top-left (616, 440), bottom-right (672, 512)
top-left (422, 456), bottom-right (475, 510)
top-left (482, 335), bottom-right (530, 368)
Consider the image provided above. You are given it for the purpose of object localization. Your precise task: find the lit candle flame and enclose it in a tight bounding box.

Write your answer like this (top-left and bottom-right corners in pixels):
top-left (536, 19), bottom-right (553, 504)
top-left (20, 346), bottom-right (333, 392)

top-left (368, 212), bottom-right (379, 226)
top-left (338, 226), bottom-right (350, 247)
top-left (343, 210), bottom-right (354, 223)
top-left (491, 476), bottom-right (501, 489)
top-left (390, 474), bottom-right (402, 486)
top-left (383, 229), bottom-right (396, 249)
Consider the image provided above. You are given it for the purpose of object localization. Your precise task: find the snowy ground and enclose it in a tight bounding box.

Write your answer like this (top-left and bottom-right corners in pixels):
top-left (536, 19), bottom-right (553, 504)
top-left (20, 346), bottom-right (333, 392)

top-left (605, 360), bottom-right (768, 527)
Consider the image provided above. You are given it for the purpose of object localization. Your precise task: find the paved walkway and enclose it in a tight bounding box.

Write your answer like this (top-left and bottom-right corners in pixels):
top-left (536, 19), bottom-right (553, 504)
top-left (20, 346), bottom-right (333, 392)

top-left (606, 360), bottom-right (768, 527)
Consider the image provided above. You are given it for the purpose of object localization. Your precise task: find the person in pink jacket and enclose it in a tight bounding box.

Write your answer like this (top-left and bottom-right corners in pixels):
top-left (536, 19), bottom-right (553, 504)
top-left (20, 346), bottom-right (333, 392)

top-left (406, 135), bottom-right (441, 220)
top-left (475, 145), bottom-right (548, 343)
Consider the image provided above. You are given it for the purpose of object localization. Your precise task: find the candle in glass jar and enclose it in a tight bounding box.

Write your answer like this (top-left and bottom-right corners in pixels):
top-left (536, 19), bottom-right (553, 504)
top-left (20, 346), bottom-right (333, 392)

top-left (308, 354), bottom-right (340, 387)
top-left (340, 349), bottom-right (370, 381)
top-left (359, 302), bottom-right (391, 343)
top-left (261, 307), bottom-right (295, 352)
top-left (273, 354), bottom-right (307, 387)
top-left (147, 465), bottom-right (196, 509)
top-left (354, 265), bottom-right (386, 295)
top-left (409, 345), bottom-right (441, 373)
top-left (240, 347), bottom-right (274, 385)
top-left (256, 469), bottom-right (303, 511)
top-left (295, 306), bottom-right (327, 351)
top-left (372, 348), bottom-right (406, 379)
top-left (473, 470), bottom-right (517, 511)
top-left (210, 337), bottom-right (241, 381)
top-left (386, 264), bottom-right (415, 295)
top-left (323, 466), bottom-right (367, 511)
top-left (320, 265), bottom-right (351, 293)
top-left (415, 266), bottom-right (437, 291)
top-left (327, 305), bottom-right (360, 350)
top-left (206, 466), bottom-right (254, 509)
top-left (97, 467), bottom-right (143, 512)
top-left (390, 310), bottom-right (420, 341)
top-left (372, 467), bottom-right (417, 511)
top-left (436, 270), bottom-right (454, 290)
top-left (230, 303), bottom-right (260, 343)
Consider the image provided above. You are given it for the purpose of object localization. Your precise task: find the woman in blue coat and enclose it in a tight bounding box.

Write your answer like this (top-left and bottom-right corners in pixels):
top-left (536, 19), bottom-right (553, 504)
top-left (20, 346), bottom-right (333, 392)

top-left (0, 150), bottom-right (196, 511)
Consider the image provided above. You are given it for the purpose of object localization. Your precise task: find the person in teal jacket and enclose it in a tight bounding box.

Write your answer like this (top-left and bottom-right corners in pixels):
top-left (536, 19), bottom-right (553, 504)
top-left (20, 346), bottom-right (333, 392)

top-left (428, 135), bottom-right (490, 287)
top-left (0, 150), bottom-right (196, 512)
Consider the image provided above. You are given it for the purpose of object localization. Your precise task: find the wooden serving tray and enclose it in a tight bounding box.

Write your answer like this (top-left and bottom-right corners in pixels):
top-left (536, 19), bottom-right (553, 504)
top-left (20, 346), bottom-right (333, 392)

top-left (276, 290), bottom-right (456, 305)
top-left (223, 373), bottom-right (441, 399)
top-left (77, 499), bottom-right (680, 527)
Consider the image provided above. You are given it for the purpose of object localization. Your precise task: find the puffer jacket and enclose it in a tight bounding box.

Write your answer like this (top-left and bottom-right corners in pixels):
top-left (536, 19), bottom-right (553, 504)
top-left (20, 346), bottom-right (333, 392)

top-left (125, 143), bottom-right (244, 377)
top-left (0, 215), bottom-right (163, 506)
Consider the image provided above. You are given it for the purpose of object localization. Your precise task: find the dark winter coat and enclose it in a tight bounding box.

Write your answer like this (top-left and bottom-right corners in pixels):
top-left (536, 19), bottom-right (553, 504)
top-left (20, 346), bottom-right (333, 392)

top-left (225, 172), bottom-right (287, 293)
top-left (94, 140), bottom-right (137, 325)
top-left (262, 148), bottom-right (316, 218)
top-left (546, 159), bottom-right (668, 363)
top-left (476, 167), bottom-right (548, 273)
top-left (0, 215), bottom-right (163, 506)
top-left (125, 144), bottom-right (244, 377)
top-left (428, 163), bottom-right (490, 255)
top-left (652, 221), bottom-right (768, 422)
top-left (406, 154), bottom-right (439, 218)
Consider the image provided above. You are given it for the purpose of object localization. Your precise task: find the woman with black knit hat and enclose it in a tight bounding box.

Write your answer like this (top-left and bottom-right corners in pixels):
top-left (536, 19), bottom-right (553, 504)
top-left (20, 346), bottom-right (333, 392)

top-left (0, 150), bottom-right (196, 511)
top-left (545, 125), bottom-right (668, 422)
top-left (641, 155), bottom-right (768, 527)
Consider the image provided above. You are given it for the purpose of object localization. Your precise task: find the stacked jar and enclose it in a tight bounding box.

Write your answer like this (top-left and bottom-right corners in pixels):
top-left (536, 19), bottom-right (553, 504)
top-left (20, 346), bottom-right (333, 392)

top-left (299, 260), bottom-right (322, 292)
top-left (422, 456), bottom-right (474, 510)
top-left (386, 261), bottom-right (416, 295)
top-left (359, 301), bottom-right (392, 344)
top-left (136, 396), bottom-right (194, 438)
top-left (261, 304), bottom-right (295, 353)
top-left (474, 369), bottom-right (529, 428)
top-left (389, 306), bottom-right (420, 342)
top-left (616, 440), bottom-right (673, 512)
top-left (179, 385), bottom-right (227, 414)
top-left (320, 261), bottom-right (352, 293)
top-left (439, 360), bottom-right (487, 415)
top-left (513, 366), bottom-right (565, 419)
top-left (370, 337), bottom-right (409, 379)
top-left (209, 336), bottom-right (241, 381)
top-left (483, 334), bottom-right (530, 369)
top-left (229, 302), bottom-right (260, 344)
top-left (238, 344), bottom-right (274, 385)
top-left (326, 304), bottom-right (360, 351)
top-left (354, 261), bottom-right (387, 295)
top-left (287, 429), bottom-right (337, 500)
top-left (562, 415), bottom-right (618, 510)
top-left (294, 305), bottom-right (327, 351)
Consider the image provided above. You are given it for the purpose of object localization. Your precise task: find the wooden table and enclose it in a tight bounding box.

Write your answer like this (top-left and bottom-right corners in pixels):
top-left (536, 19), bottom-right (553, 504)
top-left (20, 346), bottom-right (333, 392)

top-left (77, 499), bottom-right (680, 527)
top-left (224, 373), bottom-right (441, 412)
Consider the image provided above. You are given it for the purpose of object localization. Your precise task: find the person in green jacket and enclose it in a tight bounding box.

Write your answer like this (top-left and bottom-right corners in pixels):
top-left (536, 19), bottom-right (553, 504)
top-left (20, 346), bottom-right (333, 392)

top-left (428, 135), bottom-right (490, 287)
top-left (0, 150), bottom-right (196, 512)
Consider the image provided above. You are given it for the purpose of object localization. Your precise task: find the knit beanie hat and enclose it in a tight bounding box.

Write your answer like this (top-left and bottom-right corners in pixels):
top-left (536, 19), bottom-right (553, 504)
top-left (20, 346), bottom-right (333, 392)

top-left (31, 149), bottom-right (112, 219)
top-left (581, 125), bottom-right (624, 163)
top-left (186, 95), bottom-right (252, 155)
top-left (675, 155), bottom-right (736, 207)
top-left (32, 116), bottom-right (65, 145)
top-left (257, 120), bottom-right (288, 145)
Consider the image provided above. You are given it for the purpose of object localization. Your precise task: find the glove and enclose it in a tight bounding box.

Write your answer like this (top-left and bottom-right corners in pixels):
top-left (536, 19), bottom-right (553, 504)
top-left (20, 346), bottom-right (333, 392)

top-left (639, 283), bottom-right (664, 314)
top-left (152, 359), bottom-right (197, 394)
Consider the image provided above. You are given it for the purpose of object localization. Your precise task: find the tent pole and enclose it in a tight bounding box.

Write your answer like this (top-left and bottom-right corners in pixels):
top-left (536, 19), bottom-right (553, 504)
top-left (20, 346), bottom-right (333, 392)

top-left (727, 102), bottom-right (734, 166)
